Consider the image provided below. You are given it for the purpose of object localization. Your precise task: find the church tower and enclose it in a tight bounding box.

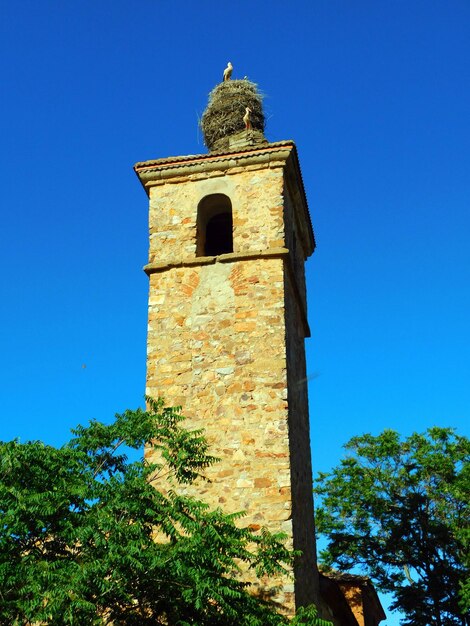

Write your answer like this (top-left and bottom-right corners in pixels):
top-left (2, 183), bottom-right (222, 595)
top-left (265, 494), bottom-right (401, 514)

top-left (134, 77), bottom-right (319, 613)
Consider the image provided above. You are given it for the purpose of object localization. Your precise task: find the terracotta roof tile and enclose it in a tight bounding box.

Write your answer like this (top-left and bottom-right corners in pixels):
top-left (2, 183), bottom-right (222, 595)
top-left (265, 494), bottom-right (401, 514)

top-left (133, 140), bottom-right (295, 171)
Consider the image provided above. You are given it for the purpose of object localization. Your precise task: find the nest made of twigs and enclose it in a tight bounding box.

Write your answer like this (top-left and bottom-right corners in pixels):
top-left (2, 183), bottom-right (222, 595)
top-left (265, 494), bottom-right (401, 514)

top-left (201, 79), bottom-right (265, 151)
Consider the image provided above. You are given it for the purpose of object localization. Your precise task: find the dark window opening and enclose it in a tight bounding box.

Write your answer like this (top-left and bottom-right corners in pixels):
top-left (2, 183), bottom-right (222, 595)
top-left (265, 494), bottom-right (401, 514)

top-left (197, 194), bottom-right (233, 257)
top-left (205, 212), bottom-right (233, 256)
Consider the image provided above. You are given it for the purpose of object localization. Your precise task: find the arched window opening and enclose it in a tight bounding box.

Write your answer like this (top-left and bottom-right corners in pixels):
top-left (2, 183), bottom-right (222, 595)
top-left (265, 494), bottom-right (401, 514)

top-left (197, 194), bottom-right (233, 257)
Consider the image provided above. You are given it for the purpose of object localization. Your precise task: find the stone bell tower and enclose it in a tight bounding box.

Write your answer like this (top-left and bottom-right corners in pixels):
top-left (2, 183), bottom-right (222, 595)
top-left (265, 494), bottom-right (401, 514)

top-left (134, 78), bottom-right (319, 613)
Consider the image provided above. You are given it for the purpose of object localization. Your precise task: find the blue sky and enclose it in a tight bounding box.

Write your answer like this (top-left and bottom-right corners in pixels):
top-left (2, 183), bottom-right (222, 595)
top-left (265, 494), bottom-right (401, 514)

top-left (1, 2), bottom-right (469, 623)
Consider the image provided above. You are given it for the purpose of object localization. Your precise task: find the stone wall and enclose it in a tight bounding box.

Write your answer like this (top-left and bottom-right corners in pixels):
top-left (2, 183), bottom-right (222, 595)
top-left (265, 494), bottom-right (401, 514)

top-left (147, 165), bottom-right (285, 265)
top-left (283, 183), bottom-right (319, 608)
top-left (141, 148), bottom-right (317, 613)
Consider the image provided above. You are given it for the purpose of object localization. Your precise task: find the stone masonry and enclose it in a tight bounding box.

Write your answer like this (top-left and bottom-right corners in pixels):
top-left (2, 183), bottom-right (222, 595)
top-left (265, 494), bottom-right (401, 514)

top-left (135, 141), bottom-right (319, 614)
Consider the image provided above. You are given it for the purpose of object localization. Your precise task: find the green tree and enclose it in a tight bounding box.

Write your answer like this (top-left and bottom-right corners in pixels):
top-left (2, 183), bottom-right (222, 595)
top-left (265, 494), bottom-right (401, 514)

top-left (315, 427), bottom-right (469, 626)
top-left (0, 398), bottom-right (329, 626)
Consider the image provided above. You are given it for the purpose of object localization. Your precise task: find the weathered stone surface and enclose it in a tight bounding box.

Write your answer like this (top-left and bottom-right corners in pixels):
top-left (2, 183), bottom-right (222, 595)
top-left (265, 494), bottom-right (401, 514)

top-left (141, 147), bottom-right (318, 615)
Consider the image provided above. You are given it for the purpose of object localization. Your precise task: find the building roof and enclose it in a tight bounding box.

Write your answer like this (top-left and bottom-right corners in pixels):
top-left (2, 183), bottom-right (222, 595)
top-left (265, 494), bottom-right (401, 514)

top-left (134, 139), bottom-right (297, 171)
top-left (320, 571), bottom-right (387, 625)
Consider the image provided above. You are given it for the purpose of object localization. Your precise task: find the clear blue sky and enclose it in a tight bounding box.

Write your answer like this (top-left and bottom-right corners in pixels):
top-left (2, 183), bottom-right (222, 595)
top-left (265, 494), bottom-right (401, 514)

top-left (1, 2), bottom-right (469, 623)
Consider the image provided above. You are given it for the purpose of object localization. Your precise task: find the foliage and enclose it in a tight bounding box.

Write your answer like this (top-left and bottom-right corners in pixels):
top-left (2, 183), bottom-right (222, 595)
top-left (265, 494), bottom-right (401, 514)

top-left (315, 427), bottom-right (470, 626)
top-left (0, 398), bottom-right (329, 626)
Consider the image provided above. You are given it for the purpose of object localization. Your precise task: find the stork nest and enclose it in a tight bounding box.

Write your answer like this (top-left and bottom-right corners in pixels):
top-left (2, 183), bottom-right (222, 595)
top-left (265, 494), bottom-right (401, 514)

top-left (201, 79), bottom-right (265, 151)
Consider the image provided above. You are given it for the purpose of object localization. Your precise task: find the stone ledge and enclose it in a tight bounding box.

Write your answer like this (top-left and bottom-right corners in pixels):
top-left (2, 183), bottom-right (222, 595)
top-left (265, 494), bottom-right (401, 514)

top-left (143, 248), bottom-right (290, 275)
top-left (135, 146), bottom-right (293, 190)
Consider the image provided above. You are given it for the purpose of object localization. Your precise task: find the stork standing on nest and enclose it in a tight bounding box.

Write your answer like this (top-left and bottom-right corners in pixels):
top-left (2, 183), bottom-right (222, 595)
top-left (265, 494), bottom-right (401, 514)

top-left (223, 61), bottom-right (233, 82)
top-left (243, 106), bottom-right (252, 130)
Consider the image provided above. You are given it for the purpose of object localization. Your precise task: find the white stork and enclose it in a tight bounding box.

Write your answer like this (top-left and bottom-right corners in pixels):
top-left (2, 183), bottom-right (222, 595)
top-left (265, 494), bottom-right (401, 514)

top-left (223, 61), bottom-right (233, 82)
top-left (243, 107), bottom-right (252, 130)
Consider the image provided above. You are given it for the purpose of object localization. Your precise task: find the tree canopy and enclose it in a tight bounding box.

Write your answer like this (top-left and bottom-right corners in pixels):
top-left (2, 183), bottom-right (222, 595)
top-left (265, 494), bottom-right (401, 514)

top-left (314, 427), bottom-right (469, 626)
top-left (0, 398), bottom-right (328, 626)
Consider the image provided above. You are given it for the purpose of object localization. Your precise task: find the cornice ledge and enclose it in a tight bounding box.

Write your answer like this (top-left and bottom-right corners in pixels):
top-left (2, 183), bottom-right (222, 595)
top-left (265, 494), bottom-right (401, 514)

top-left (144, 247), bottom-right (289, 275)
top-left (135, 145), bottom-right (294, 191)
